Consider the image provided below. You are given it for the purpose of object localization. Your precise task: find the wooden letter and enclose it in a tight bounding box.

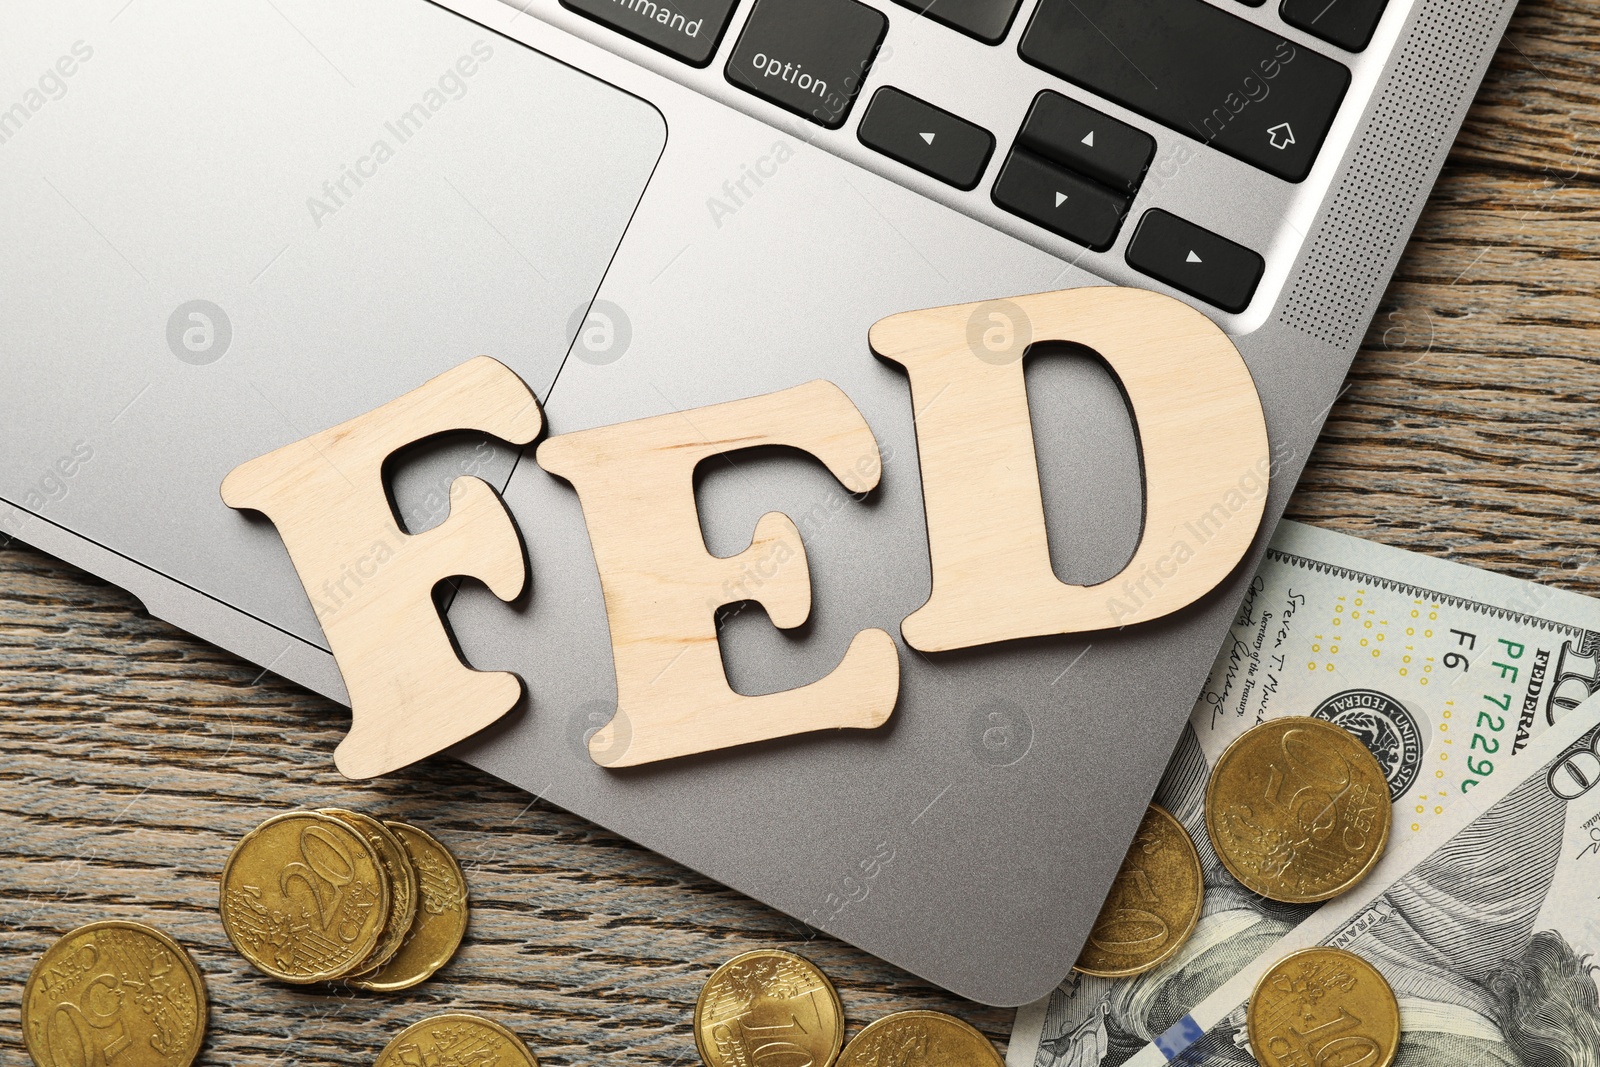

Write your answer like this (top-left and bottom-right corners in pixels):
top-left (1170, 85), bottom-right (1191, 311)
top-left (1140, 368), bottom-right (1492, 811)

top-left (871, 286), bottom-right (1270, 653)
top-left (537, 380), bottom-right (899, 767)
top-left (221, 356), bottom-right (543, 779)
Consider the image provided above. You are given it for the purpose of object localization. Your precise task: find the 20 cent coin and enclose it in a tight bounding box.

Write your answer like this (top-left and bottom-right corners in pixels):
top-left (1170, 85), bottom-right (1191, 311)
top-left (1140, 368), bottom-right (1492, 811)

top-left (1206, 717), bottom-right (1391, 903)
top-left (348, 821), bottom-right (469, 991)
top-left (219, 810), bottom-right (390, 982)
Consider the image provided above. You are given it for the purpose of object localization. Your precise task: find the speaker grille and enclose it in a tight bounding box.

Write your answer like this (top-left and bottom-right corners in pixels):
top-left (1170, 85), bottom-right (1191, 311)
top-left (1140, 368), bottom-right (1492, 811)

top-left (1278, 0), bottom-right (1512, 347)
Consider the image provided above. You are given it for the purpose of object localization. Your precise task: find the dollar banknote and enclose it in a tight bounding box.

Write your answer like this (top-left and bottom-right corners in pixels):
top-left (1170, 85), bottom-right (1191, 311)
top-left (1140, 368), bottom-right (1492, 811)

top-left (1115, 699), bottom-right (1600, 1067)
top-left (1009, 520), bottom-right (1600, 1067)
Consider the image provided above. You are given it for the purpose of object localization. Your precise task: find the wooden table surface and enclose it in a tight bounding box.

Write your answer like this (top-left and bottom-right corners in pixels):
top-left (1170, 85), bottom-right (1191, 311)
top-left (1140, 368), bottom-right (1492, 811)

top-left (5, 3), bottom-right (1599, 1064)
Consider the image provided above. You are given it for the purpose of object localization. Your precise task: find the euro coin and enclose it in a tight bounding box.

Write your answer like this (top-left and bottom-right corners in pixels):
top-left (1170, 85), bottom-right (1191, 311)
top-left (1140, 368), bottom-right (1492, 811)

top-left (1073, 804), bottom-right (1202, 978)
top-left (219, 810), bottom-right (390, 983)
top-left (375, 1013), bottom-right (538, 1067)
top-left (695, 950), bottom-right (844, 1067)
top-left (1248, 947), bottom-right (1399, 1067)
top-left (1205, 717), bottom-right (1391, 903)
top-left (319, 809), bottom-right (418, 975)
top-left (22, 920), bottom-right (208, 1067)
top-left (837, 1011), bottom-right (1003, 1067)
top-left (348, 821), bottom-right (470, 991)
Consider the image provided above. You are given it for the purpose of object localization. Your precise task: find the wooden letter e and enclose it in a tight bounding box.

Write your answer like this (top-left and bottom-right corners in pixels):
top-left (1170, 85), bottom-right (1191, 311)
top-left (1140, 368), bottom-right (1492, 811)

top-left (537, 380), bottom-right (900, 767)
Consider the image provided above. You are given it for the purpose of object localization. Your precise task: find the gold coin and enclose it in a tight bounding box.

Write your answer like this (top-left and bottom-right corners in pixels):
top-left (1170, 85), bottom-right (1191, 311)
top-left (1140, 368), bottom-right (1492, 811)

top-left (837, 1011), bottom-right (1003, 1067)
top-left (22, 920), bottom-right (208, 1067)
top-left (1247, 947), bottom-right (1399, 1067)
top-left (375, 1013), bottom-right (538, 1067)
top-left (348, 821), bottom-right (470, 991)
top-left (1073, 804), bottom-right (1203, 978)
top-left (319, 809), bottom-right (418, 975)
top-left (695, 950), bottom-right (844, 1067)
top-left (1205, 717), bottom-right (1391, 903)
top-left (218, 810), bottom-right (390, 983)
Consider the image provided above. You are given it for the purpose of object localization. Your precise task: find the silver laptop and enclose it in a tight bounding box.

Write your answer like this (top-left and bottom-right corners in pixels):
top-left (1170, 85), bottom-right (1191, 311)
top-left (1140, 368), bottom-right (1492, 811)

top-left (0, 0), bottom-right (1516, 1006)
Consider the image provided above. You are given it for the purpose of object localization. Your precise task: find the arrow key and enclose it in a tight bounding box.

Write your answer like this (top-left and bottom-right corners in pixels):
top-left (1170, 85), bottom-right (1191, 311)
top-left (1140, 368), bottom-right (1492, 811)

top-left (992, 146), bottom-right (1129, 251)
top-left (857, 87), bottom-right (995, 190)
top-left (1016, 90), bottom-right (1155, 194)
top-left (1126, 209), bottom-right (1263, 313)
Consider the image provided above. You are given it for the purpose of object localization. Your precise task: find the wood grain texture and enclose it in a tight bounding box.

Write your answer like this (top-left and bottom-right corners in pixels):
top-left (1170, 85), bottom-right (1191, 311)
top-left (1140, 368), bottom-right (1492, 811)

top-left (4, 3), bottom-right (1599, 1064)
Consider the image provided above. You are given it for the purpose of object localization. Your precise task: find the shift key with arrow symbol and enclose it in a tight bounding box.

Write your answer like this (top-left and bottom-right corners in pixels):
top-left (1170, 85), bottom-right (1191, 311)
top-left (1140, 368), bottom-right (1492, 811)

top-left (857, 87), bottom-right (995, 190)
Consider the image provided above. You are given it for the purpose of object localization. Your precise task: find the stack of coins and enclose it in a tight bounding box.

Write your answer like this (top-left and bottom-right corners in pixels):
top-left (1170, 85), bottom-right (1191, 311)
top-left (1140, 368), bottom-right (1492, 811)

top-left (218, 809), bottom-right (469, 990)
top-left (694, 949), bottom-right (1004, 1067)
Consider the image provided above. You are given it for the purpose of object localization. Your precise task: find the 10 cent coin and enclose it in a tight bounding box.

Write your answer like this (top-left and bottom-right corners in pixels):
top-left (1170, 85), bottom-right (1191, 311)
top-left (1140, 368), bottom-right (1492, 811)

top-left (695, 950), bottom-right (844, 1067)
top-left (1248, 947), bottom-right (1400, 1067)
top-left (321, 809), bottom-right (418, 976)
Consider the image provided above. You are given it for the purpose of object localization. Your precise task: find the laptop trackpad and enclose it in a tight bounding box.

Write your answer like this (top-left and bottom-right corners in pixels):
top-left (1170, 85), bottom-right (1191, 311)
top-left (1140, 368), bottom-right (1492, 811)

top-left (0, 0), bottom-right (664, 647)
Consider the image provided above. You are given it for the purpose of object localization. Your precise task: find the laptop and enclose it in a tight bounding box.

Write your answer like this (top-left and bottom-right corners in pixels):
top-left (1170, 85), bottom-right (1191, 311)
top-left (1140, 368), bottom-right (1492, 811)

top-left (0, 0), bottom-right (1517, 1006)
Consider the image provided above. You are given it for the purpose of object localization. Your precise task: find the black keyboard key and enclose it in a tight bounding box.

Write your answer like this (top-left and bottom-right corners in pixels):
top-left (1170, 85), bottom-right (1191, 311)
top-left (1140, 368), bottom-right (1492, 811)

top-left (992, 148), bottom-right (1129, 251)
top-left (890, 0), bottom-right (1020, 44)
top-left (1017, 91), bottom-right (1154, 194)
top-left (1125, 209), bottom-right (1264, 312)
top-left (562, 0), bottom-right (739, 65)
top-left (725, 0), bottom-right (887, 128)
top-left (1282, 0), bottom-right (1389, 52)
top-left (858, 88), bottom-right (995, 189)
top-left (1018, 0), bottom-right (1350, 182)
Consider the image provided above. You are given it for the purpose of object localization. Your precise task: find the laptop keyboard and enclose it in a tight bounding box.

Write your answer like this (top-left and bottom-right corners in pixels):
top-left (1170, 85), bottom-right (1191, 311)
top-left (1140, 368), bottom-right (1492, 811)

top-left (1018, 0), bottom-right (1350, 183)
top-left (550, 0), bottom-right (1393, 314)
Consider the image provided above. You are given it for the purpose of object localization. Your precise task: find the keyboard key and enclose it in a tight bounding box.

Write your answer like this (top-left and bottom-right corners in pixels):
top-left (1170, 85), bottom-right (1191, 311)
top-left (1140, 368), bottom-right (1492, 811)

top-left (1018, 0), bottom-right (1350, 182)
top-left (1282, 0), bottom-right (1389, 52)
top-left (725, 0), bottom-right (887, 128)
top-left (562, 0), bottom-right (739, 65)
top-left (992, 148), bottom-right (1129, 251)
top-left (858, 88), bottom-right (995, 189)
top-left (1017, 91), bottom-right (1154, 194)
top-left (1125, 209), bottom-right (1263, 313)
top-left (890, 0), bottom-right (1020, 44)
